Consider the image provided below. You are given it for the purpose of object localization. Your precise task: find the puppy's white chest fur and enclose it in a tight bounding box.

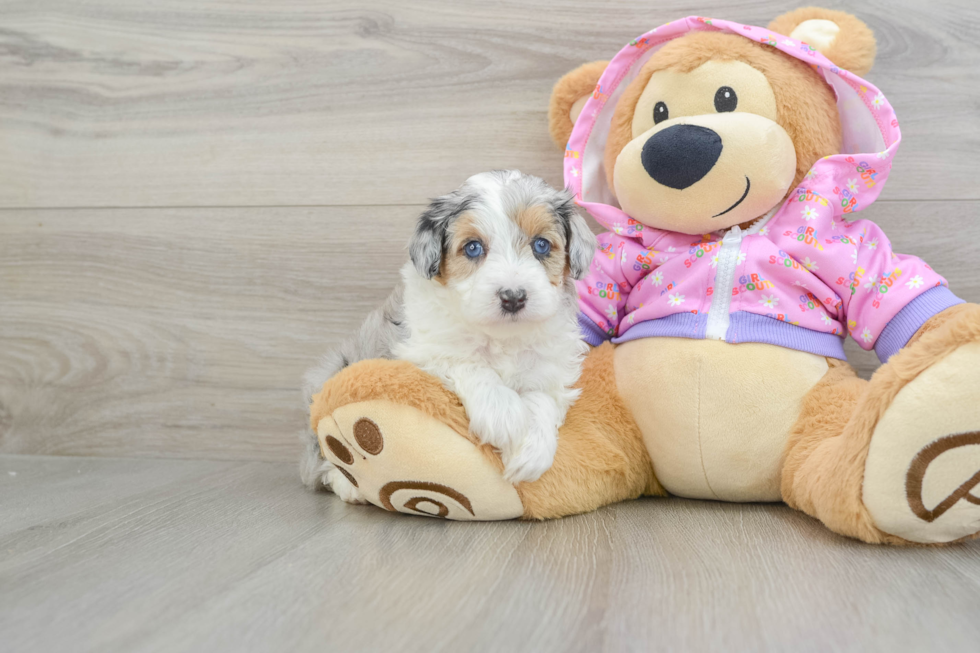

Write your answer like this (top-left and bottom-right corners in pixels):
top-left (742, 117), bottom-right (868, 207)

top-left (394, 262), bottom-right (586, 483)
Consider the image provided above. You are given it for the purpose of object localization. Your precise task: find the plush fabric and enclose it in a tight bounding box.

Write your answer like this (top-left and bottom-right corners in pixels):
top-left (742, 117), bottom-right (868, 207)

top-left (863, 343), bottom-right (980, 543)
top-left (603, 31), bottom-right (843, 198)
top-left (310, 9), bottom-right (980, 546)
top-left (312, 358), bottom-right (479, 448)
top-left (782, 304), bottom-right (980, 545)
top-left (768, 7), bottom-right (877, 76)
top-left (615, 337), bottom-right (829, 501)
top-left (517, 342), bottom-right (665, 519)
top-left (548, 60), bottom-right (609, 149)
top-left (311, 346), bottom-right (664, 521)
top-left (571, 19), bottom-right (957, 360)
top-left (317, 399), bottom-right (524, 520)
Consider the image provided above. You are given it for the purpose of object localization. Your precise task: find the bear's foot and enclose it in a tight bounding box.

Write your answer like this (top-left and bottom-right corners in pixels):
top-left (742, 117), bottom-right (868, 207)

top-left (863, 342), bottom-right (980, 544)
top-left (315, 400), bottom-right (524, 521)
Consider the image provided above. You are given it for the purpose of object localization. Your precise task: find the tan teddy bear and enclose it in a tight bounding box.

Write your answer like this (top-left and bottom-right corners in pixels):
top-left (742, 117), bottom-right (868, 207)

top-left (310, 8), bottom-right (980, 546)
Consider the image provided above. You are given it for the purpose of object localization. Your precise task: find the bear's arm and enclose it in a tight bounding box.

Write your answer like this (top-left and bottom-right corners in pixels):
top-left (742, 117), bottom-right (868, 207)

top-left (776, 213), bottom-right (961, 362)
top-left (576, 231), bottom-right (665, 345)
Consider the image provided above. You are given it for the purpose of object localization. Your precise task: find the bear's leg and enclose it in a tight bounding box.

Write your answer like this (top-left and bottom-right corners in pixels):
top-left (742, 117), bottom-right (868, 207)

top-left (784, 304), bottom-right (980, 545)
top-left (780, 359), bottom-right (880, 541)
top-left (517, 343), bottom-right (665, 519)
top-left (311, 359), bottom-right (524, 520)
top-left (310, 344), bottom-right (663, 521)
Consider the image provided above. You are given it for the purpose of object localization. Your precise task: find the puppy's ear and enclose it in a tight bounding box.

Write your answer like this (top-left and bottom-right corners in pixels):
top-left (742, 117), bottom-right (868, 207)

top-left (768, 8), bottom-right (876, 76)
top-left (553, 190), bottom-right (597, 280)
top-left (408, 192), bottom-right (474, 279)
top-left (548, 61), bottom-right (608, 149)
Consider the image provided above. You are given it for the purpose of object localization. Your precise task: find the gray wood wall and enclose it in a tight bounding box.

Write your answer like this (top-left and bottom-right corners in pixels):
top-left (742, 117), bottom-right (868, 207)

top-left (2, 0), bottom-right (978, 462)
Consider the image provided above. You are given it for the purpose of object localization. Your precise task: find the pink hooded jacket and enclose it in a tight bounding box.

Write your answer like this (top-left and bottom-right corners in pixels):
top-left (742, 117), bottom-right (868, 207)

top-left (570, 16), bottom-right (961, 361)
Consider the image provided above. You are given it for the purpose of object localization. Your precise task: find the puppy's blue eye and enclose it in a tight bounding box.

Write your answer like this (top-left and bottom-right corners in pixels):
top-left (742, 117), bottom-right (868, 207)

top-left (463, 241), bottom-right (484, 258)
top-left (532, 238), bottom-right (552, 256)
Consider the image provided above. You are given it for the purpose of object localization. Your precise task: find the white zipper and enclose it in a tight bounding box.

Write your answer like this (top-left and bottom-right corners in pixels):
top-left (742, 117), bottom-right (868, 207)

top-left (705, 225), bottom-right (742, 341)
top-left (703, 206), bottom-right (781, 342)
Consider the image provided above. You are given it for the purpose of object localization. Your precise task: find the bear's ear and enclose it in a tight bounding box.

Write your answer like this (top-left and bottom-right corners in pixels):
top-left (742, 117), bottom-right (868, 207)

top-left (768, 7), bottom-right (876, 76)
top-left (548, 60), bottom-right (608, 149)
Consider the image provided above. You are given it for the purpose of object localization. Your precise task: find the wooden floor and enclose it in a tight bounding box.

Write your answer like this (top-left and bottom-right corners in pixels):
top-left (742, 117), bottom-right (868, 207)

top-left (2, 1), bottom-right (980, 650)
top-left (3, 0), bottom-right (980, 462)
top-left (2, 454), bottom-right (979, 653)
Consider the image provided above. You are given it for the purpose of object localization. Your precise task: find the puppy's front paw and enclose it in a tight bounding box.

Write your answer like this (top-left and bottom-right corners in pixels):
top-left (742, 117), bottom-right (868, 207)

top-left (500, 391), bottom-right (562, 484)
top-left (327, 468), bottom-right (368, 504)
top-left (501, 426), bottom-right (557, 484)
top-left (464, 385), bottom-right (527, 451)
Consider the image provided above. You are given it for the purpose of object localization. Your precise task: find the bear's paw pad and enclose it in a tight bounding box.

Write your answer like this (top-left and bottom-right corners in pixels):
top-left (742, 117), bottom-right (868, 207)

top-left (316, 401), bottom-right (524, 521)
top-left (864, 343), bottom-right (980, 543)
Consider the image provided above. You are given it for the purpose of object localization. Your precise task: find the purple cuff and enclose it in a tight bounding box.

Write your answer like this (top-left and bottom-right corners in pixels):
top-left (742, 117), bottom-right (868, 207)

top-left (874, 286), bottom-right (964, 363)
top-left (579, 312), bottom-right (610, 346)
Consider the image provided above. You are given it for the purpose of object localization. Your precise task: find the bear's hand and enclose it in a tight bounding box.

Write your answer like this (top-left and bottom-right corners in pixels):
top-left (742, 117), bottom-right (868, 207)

top-left (905, 303), bottom-right (977, 349)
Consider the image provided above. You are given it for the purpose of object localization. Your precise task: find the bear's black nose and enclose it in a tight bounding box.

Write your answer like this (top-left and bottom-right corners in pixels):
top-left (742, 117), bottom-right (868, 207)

top-left (641, 124), bottom-right (723, 190)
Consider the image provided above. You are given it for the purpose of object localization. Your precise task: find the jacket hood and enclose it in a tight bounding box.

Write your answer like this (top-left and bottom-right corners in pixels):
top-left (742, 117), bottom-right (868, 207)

top-left (563, 16), bottom-right (901, 243)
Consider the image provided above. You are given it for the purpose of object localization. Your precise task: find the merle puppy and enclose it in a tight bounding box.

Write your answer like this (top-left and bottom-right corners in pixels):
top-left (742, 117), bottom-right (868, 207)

top-left (302, 170), bottom-right (597, 503)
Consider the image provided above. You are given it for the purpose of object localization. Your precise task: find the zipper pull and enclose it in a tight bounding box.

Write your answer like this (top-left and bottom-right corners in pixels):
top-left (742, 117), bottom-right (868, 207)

top-left (723, 224), bottom-right (742, 244)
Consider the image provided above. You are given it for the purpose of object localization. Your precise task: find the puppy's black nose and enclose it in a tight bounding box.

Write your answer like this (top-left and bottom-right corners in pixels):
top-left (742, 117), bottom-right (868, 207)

top-left (641, 124), bottom-right (723, 190)
top-left (499, 288), bottom-right (527, 314)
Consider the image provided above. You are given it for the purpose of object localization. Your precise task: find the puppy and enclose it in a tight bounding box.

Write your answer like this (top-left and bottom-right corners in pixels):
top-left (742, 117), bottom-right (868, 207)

top-left (301, 170), bottom-right (597, 502)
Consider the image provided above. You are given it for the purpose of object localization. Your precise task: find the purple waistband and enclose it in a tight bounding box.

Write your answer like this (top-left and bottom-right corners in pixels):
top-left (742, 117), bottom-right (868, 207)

top-left (595, 311), bottom-right (847, 359)
top-left (612, 312), bottom-right (707, 344)
top-left (725, 312), bottom-right (846, 359)
top-left (582, 287), bottom-right (963, 361)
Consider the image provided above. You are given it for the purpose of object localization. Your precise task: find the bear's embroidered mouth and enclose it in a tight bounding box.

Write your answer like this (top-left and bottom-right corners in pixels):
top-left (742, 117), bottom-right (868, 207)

top-left (712, 176), bottom-right (751, 218)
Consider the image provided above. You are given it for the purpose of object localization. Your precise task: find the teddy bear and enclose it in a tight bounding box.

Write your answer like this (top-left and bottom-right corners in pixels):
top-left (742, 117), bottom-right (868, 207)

top-left (309, 8), bottom-right (980, 545)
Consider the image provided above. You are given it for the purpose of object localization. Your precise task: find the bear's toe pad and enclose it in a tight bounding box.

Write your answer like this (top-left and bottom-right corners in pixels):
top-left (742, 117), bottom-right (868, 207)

top-left (316, 400), bottom-right (525, 521)
top-left (864, 342), bottom-right (980, 543)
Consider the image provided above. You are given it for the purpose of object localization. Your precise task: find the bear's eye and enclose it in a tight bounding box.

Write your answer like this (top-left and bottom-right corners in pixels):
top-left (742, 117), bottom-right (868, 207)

top-left (653, 101), bottom-right (669, 125)
top-left (714, 86), bottom-right (737, 113)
